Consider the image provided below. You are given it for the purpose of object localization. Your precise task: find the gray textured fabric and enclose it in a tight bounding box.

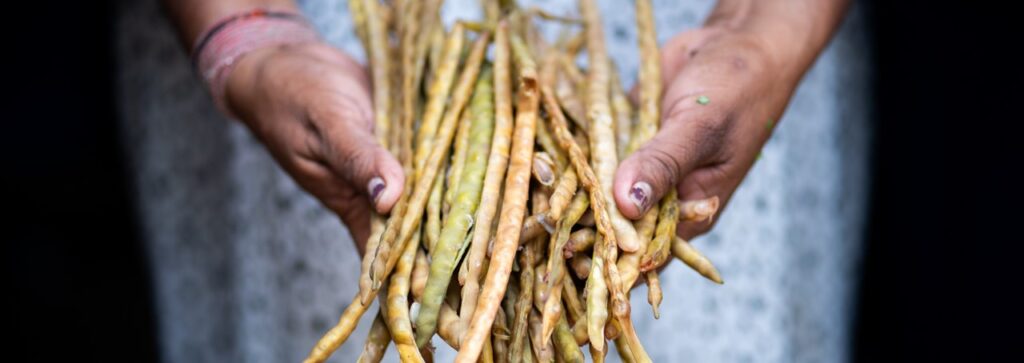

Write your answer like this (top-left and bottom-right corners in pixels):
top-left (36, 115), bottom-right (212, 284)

top-left (115, 1), bottom-right (871, 362)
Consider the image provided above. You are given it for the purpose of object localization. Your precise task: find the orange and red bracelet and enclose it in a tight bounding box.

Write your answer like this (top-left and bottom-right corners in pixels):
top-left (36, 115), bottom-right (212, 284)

top-left (191, 9), bottom-right (319, 118)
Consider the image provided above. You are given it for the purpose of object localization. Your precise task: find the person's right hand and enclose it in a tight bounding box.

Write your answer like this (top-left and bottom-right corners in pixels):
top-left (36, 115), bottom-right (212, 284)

top-left (223, 41), bottom-right (404, 251)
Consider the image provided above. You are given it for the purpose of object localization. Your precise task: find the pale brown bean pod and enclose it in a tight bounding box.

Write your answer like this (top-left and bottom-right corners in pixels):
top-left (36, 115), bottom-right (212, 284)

top-left (562, 228), bottom-right (595, 258)
top-left (412, 248), bottom-right (429, 301)
top-left (672, 237), bottom-right (724, 284)
top-left (646, 271), bottom-right (663, 319)
top-left (544, 167), bottom-right (578, 223)
top-left (609, 65), bottom-right (635, 161)
top-left (446, 106), bottom-right (475, 214)
top-left (385, 228), bottom-right (426, 362)
top-left (679, 196), bottom-right (721, 223)
top-left (437, 301), bottom-right (464, 349)
top-left (414, 24), bottom-right (467, 178)
top-left (425, 166), bottom-right (445, 251)
top-left (355, 312), bottom-right (391, 363)
top-left (640, 189), bottom-right (679, 272)
top-left (528, 310), bottom-right (555, 363)
top-left (534, 115), bottom-right (568, 170)
top-left (531, 152), bottom-right (557, 187)
top-left (613, 336), bottom-right (635, 363)
top-left (570, 254), bottom-right (591, 279)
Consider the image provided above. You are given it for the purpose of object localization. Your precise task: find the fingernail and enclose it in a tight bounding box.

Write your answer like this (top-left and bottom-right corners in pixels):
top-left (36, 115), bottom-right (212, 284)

top-left (629, 181), bottom-right (652, 213)
top-left (368, 177), bottom-right (386, 203)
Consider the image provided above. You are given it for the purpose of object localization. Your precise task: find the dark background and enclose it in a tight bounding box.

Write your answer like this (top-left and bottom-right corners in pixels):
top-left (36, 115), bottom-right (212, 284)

top-left (3, 0), bottom-right (1020, 362)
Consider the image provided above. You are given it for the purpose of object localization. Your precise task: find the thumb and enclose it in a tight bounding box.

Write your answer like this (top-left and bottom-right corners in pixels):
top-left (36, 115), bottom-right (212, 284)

top-left (321, 123), bottom-right (405, 214)
top-left (614, 107), bottom-right (712, 219)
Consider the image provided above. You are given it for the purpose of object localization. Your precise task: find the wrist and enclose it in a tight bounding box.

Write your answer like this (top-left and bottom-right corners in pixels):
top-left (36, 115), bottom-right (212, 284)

top-left (704, 0), bottom-right (848, 82)
top-left (192, 8), bottom-right (319, 118)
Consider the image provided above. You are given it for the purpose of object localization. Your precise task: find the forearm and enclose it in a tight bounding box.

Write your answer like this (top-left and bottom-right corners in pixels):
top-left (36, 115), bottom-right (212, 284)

top-left (163, 0), bottom-right (300, 48)
top-left (706, 0), bottom-right (850, 81)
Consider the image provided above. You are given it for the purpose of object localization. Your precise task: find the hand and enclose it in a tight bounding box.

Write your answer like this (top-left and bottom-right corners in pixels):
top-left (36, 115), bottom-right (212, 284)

top-left (224, 42), bottom-right (404, 252)
top-left (614, 26), bottom-right (805, 240)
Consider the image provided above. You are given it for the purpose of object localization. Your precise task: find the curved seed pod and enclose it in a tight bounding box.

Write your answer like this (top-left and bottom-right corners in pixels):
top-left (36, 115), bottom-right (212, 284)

top-left (518, 214), bottom-right (551, 245)
top-left (553, 69), bottom-right (587, 129)
top-left (613, 336), bottom-right (635, 363)
top-left (570, 254), bottom-right (591, 280)
top-left (534, 116), bottom-right (568, 170)
top-left (509, 240), bottom-right (537, 363)
top-left (640, 189), bottom-right (679, 272)
top-left (561, 278), bottom-right (584, 324)
top-left (590, 342), bottom-right (607, 363)
top-left (304, 294), bottom-right (371, 363)
top-left (528, 310), bottom-right (555, 363)
top-left (579, 0), bottom-right (641, 254)
top-left (552, 314), bottom-right (584, 363)
top-left (571, 317), bottom-right (588, 346)
top-left (563, 31), bottom-right (585, 56)
top-left (541, 193), bottom-right (588, 340)
top-left (446, 108), bottom-right (475, 215)
top-left (459, 22), bottom-right (515, 331)
top-left (562, 228), bottom-right (595, 258)
top-left (533, 265), bottom-right (550, 311)
top-left (415, 65), bottom-right (496, 347)
top-left (348, 0), bottom-right (370, 60)
top-left (386, 228), bottom-right (426, 362)
top-left (413, 24), bottom-right (466, 177)
top-left (626, 0), bottom-right (661, 155)
top-left (455, 25), bottom-right (539, 363)
top-left (412, 248), bottom-right (429, 301)
top-left (356, 312), bottom-right (391, 363)
top-left (679, 196), bottom-right (721, 223)
top-left (531, 152), bottom-right (557, 187)
top-left (425, 16), bottom-right (445, 87)
top-left (672, 237), bottom-right (724, 284)
top-left (493, 306), bottom-right (510, 363)
top-left (609, 65), bottom-right (634, 161)
top-left (584, 250), bottom-right (608, 352)
top-left (604, 319), bottom-right (620, 340)
top-left (437, 302), bottom-right (463, 349)
top-left (362, 0), bottom-right (391, 148)
top-left (425, 168), bottom-right (445, 251)
top-left (481, 334), bottom-right (495, 363)
top-left (544, 167), bottom-right (578, 223)
top-left (646, 271), bottom-right (662, 319)
top-left (611, 312), bottom-right (651, 363)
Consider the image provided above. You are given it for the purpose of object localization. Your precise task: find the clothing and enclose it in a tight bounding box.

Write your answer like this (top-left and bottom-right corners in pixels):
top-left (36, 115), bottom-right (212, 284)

top-left (115, 0), bottom-right (871, 362)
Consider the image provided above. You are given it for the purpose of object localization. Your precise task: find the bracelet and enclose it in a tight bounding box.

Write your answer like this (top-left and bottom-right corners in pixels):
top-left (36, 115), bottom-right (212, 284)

top-left (191, 9), bottom-right (319, 118)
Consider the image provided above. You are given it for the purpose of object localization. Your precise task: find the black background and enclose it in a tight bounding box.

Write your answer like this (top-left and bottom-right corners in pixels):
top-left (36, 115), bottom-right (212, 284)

top-left (3, 0), bottom-right (1021, 362)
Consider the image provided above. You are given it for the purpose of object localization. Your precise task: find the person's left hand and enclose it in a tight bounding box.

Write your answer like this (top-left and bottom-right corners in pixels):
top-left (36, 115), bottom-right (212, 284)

top-left (614, 26), bottom-right (804, 240)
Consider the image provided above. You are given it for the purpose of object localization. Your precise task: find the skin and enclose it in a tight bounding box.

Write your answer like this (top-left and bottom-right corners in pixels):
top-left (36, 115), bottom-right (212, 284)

top-left (614, 0), bottom-right (851, 242)
top-left (165, 0), bottom-right (403, 251)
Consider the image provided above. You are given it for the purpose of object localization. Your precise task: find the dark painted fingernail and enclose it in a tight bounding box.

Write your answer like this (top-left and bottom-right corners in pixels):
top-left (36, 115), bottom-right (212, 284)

top-left (629, 181), bottom-right (652, 213)
top-left (368, 177), bottom-right (386, 203)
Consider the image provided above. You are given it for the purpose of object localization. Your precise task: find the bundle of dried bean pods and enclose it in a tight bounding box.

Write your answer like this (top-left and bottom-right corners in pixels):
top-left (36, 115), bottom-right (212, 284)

top-left (305, 1), bottom-right (723, 362)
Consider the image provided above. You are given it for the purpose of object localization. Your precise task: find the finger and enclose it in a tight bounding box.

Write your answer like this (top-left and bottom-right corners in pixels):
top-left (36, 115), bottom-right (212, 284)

top-left (311, 98), bottom-right (405, 214)
top-left (673, 165), bottom-right (736, 241)
top-left (336, 198), bottom-right (373, 255)
top-left (613, 98), bottom-right (723, 219)
top-left (288, 155), bottom-right (375, 251)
